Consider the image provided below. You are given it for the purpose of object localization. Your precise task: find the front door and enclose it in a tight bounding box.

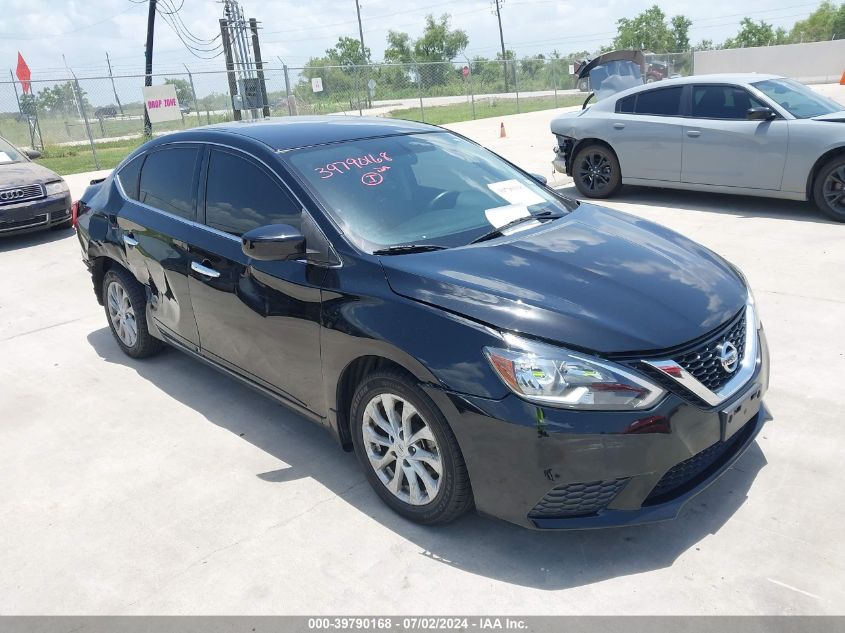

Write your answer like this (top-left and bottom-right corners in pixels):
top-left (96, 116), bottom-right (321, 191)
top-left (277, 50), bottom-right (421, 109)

top-left (681, 84), bottom-right (789, 190)
top-left (186, 146), bottom-right (327, 416)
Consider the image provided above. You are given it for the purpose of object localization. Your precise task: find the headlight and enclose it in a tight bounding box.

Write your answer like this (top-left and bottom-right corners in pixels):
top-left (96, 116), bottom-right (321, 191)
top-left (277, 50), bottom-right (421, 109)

top-left (484, 334), bottom-right (665, 410)
top-left (45, 181), bottom-right (69, 196)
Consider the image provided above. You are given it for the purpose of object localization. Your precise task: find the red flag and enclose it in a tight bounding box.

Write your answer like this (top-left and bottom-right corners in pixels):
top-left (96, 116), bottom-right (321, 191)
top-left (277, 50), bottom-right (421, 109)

top-left (16, 52), bottom-right (31, 94)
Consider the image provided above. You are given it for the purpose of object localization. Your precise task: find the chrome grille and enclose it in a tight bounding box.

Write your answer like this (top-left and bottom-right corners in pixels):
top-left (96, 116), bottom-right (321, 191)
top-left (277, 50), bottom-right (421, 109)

top-left (675, 312), bottom-right (746, 392)
top-left (0, 183), bottom-right (45, 205)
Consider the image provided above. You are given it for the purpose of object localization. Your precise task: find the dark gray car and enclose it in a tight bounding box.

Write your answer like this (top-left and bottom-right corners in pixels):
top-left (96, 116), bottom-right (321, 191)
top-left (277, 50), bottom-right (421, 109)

top-left (0, 136), bottom-right (72, 236)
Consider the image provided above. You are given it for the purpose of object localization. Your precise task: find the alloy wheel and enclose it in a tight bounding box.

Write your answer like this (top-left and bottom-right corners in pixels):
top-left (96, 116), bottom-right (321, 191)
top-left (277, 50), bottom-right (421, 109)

top-left (577, 151), bottom-right (612, 193)
top-left (822, 166), bottom-right (845, 213)
top-left (361, 393), bottom-right (443, 506)
top-left (106, 280), bottom-right (138, 348)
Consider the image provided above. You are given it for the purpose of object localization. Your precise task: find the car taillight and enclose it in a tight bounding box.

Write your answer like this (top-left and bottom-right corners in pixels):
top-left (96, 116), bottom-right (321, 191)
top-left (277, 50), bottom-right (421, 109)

top-left (71, 201), bottom-right (80, 228)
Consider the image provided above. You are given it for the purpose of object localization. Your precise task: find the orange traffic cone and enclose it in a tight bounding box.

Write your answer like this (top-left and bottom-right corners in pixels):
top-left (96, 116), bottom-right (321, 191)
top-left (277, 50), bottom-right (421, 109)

top-left (840, 70), bottom-right (845, 85)
top-left (500, 122), bottom-right (506, 138)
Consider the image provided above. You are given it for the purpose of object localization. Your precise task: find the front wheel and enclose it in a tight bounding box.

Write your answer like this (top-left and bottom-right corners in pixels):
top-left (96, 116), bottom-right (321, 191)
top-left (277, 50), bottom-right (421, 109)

top-left (350, 371), bottom-right (473, 525)
top-left (572, 143), bottom-right (622, 199)
top-left (813, 156), bottom-right (845, 222)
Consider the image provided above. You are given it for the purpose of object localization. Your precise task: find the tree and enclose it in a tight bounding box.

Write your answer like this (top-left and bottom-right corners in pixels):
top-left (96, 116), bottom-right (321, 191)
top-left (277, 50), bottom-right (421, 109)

top-left (790, 1), bottom-right (845, 42)
top-left (671, 15), bottom-right (692, 51)
top-left (165, 78), bottom-right (193, 105)
top-left (325, 36), bottom-right (370, 66)
top-left (35, 82), bottom-right (90, 117)
top-left (385, 14), bottom-right (468, 85)
top-left (723, 18), bottom-right (789, 48)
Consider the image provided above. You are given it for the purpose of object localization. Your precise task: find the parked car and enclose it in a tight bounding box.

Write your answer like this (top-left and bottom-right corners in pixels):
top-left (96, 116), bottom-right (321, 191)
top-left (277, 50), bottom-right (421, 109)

top-left (94, 105), bottom-right (118, 119)
top-left (179, 104), bottom-right (191, 115)
top-left (75, 117), bottom-right (769, 529)
top-left (551, 62), bottom-right (845, 221)
top-left (0, 136), bottom-right (72, 235)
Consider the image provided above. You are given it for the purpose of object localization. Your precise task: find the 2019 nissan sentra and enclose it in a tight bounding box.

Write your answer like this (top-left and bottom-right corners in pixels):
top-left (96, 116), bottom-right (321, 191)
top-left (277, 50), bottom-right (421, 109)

top-left (0, 136), bottom-right (72, 235)
top-left (551, 53), bottom-right (845, 221)
top-left (75, 117), bottom-right (770, 529)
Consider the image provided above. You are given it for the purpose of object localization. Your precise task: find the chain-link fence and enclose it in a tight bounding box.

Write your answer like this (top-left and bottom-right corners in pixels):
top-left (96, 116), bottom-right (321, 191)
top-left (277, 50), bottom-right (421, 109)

top-left (0, 52), bottom-right (695, 173)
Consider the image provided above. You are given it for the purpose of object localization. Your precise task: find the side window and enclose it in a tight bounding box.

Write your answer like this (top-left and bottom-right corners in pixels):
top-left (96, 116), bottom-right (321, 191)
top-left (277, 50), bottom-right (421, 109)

top-left (138, 147), bottom-right (198, 219)
top-left (633, 86), bottom-right (683, 116)
top-left (205, 150), bottom-right (301, 236)
top-left (692, 85), bottom-right (767, 119)
top-left (117, 154), bottom-right (144, 200)
top-left (616, 95), bottom-right (636, 114)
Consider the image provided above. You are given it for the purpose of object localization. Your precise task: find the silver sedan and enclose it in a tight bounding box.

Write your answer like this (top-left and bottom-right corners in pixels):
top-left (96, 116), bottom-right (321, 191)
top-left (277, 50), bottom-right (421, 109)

top-left (550, 71), bottom-right (845, 221)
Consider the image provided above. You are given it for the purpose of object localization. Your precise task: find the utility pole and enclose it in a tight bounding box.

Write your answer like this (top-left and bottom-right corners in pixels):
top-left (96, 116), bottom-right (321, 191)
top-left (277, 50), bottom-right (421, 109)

top-left (492, 0), bottom-right (509, 92)
top-left (143, 0), bottom-right (157, 136)
top-left (106, 52), bottom-right (124, 116)
top-left (249, 18), bottom-right (271, 118)
top-left (219, 17), bottom-right (241, 121)
top-left (354, 0), bottom-right (371, 108)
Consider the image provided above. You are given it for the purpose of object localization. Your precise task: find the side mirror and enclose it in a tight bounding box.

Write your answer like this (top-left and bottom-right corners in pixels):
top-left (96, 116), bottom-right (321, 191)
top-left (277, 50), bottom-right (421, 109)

top-left (529, 173), bottom-right (548, 186)
top-left (24, 149), bottom-right (42, 160)
top-left (241, 224), bottom-right (305, 261)
top-left (747, 107), bottom-right (776, 121)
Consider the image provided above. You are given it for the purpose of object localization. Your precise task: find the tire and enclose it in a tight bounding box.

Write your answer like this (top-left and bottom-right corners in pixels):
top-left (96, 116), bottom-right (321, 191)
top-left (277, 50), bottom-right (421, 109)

top-left (102, 267), bottom-right (164, 359)
top-left (350, 370), bottom-right (473, 525)
top-left (812, 156), bottom-right (845, 222)
top-left (572, 143), bottom-right (622, 199)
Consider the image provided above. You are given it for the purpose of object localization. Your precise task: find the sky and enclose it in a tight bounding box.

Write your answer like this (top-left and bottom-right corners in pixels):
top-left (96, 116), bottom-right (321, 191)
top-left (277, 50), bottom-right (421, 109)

top-left (0, 0), bottom-right (829, 78)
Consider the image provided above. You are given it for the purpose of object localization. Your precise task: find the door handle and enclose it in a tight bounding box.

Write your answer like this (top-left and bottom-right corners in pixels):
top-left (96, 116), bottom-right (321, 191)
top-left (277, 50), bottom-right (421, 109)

top-left (686, 129), bottom-right (701, 138)
top-left (613, 122), bottom-right (626, 129)
top-left (191, 260), bottom-right (221, 279)
top-left (123, 234), bottom-right (139, 248)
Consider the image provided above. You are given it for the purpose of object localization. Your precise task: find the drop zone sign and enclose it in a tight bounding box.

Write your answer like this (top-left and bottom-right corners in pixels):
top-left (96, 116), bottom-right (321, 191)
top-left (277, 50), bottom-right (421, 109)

top-left (143, 85), bottom-right (182, 123)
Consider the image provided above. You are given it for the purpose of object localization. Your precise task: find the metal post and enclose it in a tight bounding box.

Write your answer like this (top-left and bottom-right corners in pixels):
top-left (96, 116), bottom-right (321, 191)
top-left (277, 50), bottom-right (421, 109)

top-left (8, 69), bottom-right (30, 147)
top-left (106, 52), bottom-right (124, 116)
top-left (220, 17), bottom-right (241, 120)
top-left (70, 70), bottom-right (100, 170)
top-left (415, 62), bottom-right (424, 122)
top-left (551, 58), bottom-right (558, 107)
top-left (514, 60), bottom-right (520, 113)
top-left (143, 0), bottom-right (157, 136)
top-left (249, 18), bottom-right (271, 117)
top-left (463, 54), bottom-right (475, 120)
top-left (279, 58), bottom-right (295, 116)
top-left (183, 64), bottom-right (202, 125)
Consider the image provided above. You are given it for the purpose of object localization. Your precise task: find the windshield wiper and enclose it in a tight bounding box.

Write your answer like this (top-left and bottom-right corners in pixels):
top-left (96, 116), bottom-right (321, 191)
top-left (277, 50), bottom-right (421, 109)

top-left (469, 210), bottom-right (564, 244)
top-left (372, 244), bottom-right (448, 255)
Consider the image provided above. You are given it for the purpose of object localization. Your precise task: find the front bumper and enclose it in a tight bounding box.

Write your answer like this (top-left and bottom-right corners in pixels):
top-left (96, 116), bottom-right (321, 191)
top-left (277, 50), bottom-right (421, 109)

top-left (0, 193), bottom-right (72, 235)
top-left (425, 328), bottom-right (771, 530)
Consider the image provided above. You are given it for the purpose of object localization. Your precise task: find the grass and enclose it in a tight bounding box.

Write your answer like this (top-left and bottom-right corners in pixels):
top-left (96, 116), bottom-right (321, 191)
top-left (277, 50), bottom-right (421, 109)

top-left (387, 94), bottom-right (583, 125)
top-left (35, 138), bottom-right (145, 175)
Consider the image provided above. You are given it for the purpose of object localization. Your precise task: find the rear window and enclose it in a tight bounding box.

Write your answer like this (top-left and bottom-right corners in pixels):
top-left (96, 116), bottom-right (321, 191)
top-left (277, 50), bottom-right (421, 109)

top-left (616, 95), bottom-right (636, 114)
top-left (138, 147), bottom-right (198, 219)
top-left (117, 155), bottom-right (144, 200)
top-left (633, 86), bottom-right (682, 116)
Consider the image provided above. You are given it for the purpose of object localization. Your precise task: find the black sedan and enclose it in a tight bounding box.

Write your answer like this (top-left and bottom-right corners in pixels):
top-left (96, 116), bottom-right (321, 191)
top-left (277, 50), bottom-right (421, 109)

top-left (75, 117), bottom-right (770, 529)
top-left (0, 136), bottom-right (72, 235)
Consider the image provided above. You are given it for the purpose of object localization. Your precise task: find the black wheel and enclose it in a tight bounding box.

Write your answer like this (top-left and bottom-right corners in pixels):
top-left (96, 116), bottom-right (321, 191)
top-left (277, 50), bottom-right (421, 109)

top-left (813, 156), bottom-right (845, 222)
top-left (572, 143), bottom-right (622, 199)
top-left (350, 370), bottom-right (473, 525)
top-left (102, 267), bottom-right (164, 359)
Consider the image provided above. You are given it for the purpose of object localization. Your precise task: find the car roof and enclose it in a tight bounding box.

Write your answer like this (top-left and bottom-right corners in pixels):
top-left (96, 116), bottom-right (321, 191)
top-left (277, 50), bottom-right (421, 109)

top-left (156, 116), bottom-right (441, 151)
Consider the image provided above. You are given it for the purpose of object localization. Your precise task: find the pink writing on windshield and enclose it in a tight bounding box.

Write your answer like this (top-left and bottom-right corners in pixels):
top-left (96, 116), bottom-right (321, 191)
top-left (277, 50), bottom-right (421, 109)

top-left (315, 152), bottom-right (392, 179)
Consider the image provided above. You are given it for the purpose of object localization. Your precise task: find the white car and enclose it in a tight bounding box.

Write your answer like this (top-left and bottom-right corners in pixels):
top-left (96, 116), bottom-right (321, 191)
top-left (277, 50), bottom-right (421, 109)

top-left (551, 53), bottom-right (845, 221)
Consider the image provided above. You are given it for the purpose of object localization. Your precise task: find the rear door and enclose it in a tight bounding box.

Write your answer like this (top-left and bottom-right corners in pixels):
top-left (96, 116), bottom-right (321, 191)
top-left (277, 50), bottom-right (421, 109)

top-left (186, 146), bottom-right (327, 416)
top-left (114, 144), bottom-right (202, 348)
top-left (681, 84), bottom-right (788, 190)
top-left (610, 85), bottom-right (684, 182)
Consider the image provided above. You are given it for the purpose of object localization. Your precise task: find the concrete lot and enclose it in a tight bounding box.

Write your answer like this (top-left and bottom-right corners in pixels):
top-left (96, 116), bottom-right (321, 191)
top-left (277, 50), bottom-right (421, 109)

top-left (1, 106), bottom-right (845, 615)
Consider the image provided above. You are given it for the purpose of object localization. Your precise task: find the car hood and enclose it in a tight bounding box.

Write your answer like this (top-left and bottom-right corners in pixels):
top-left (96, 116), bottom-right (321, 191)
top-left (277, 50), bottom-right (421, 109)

top-left (0, 161), bottom-right (61, 187)
top-left (380, 204), bottom-right (747, 354)
top-left (811, 111), bottom-right (845, 122)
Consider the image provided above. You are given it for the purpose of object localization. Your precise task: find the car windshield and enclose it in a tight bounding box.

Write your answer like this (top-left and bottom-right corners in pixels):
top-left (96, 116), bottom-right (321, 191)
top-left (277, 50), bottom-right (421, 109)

top-left (284, 131), bottom-right (576, 252)
top-left (752, 78), bottom-right (843, 119)
top-left (0, 137), bottom-right (25, 164)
